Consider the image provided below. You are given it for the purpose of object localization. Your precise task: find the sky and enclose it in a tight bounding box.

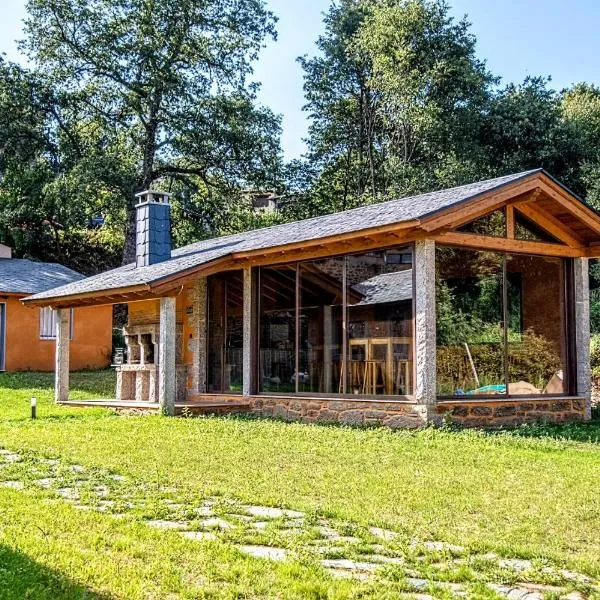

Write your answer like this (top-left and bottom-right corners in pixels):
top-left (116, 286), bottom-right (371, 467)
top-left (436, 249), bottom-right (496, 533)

top-left (1, 0), bottom-right (600, 160)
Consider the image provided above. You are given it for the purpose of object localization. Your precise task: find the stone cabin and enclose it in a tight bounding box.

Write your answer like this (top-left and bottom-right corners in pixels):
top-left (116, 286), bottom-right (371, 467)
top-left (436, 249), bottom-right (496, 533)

top-left (24, 170), bottom-right (599, 427)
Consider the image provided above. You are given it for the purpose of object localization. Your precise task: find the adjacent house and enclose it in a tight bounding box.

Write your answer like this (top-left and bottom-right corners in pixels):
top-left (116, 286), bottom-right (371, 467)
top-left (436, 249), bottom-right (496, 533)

top-left (24, 170), bottom-right (598, 427)
top-left (0, 246), bottom-right (112, 371)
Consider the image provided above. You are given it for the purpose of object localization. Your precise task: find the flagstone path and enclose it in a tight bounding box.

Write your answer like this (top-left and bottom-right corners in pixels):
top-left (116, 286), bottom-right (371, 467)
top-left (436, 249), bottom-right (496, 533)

top-left (0, 448), bottom-right (597, 599)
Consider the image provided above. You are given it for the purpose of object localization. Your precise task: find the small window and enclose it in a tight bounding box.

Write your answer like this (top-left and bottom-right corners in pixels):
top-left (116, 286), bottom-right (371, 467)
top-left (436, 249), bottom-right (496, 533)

top-left (40, 307), bottom-right (73, 340)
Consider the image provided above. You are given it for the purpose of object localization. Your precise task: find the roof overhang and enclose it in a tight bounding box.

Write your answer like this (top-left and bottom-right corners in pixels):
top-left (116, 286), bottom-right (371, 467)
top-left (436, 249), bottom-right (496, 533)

top-left (22, 170), bottom-right (600, 309)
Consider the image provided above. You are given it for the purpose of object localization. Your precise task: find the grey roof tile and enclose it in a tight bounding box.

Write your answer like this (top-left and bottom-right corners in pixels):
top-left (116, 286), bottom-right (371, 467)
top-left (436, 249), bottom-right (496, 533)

top-left (26, 170), bottom-right (540, 302)
top-left (0, 258), bottom-right (83, 295)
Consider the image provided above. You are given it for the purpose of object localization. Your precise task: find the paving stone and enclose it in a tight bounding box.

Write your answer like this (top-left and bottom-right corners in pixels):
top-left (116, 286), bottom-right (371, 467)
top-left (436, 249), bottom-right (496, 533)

top-left (180, 531), bottom-right (217, 541)
top-left (200, 517), bottom-right (233, 530)
top-left (2, 454), bottom-right (22, 463)
top-left (93, 486), bottom-right (110, 497)
top-left (252, 521), bottom-right (269, 530)
top-left (57, 487), bottom-right (79, 499)
top-left (320, 559), bottom-right (378, 573)
top-left (244, 505), bottom-right (303, 519)
top-left (559, 569), bottom-right (592, 584)
top-left (34, 478), bottom-right (56, 488)
top-left (239, 545), bottom-right (287, 561)
top-left (369, 526), bottom-right (398, 541)
top-left (110, 474), bottom-right (126, 481)
top-left (499, 558), bottom-right (533, 572)
top-left (146, 520), bottom-right (189, 530)
top-left (193, 506), bottom-right (214, 517)
top-left (70, 465), bottom-right (86, 473)
top-left (361, 554), bottom-right (404, 565)
top-left (423, 541), bottom-right (465, 553)
top-left (490, 584), bottom-right (543, 600)
top-left (0, 480), bottom-right (24, 489)
top-left (563, 592), bottom-right (586, 600)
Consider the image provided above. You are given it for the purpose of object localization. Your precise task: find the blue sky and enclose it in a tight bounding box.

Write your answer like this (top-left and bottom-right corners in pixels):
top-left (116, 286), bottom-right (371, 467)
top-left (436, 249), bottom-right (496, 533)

top-left (2, 0), bottom-right (599, 159)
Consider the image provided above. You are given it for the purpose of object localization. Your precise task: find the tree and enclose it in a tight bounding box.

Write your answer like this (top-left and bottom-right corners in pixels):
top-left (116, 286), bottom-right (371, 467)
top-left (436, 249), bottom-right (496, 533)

top-left (23, 0), bottom-right (282, 263)
top-left (297, 0), bottom-right (495, 217)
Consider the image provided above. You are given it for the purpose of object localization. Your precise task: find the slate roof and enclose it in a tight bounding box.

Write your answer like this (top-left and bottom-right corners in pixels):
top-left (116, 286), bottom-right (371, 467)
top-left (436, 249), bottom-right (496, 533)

top-left (26, 169), bottom-right (540, 302)
top-left (0, 258), bottom-right (83, 295)
top-left (353, 269), bottom-right (413, 306)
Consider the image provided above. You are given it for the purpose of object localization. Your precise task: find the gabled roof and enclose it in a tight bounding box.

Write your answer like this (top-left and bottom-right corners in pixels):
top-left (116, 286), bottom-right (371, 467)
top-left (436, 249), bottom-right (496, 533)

top-left (23, 168), bottom-right (600, 307)
top-left (0, 258), bottom-right (83, 295)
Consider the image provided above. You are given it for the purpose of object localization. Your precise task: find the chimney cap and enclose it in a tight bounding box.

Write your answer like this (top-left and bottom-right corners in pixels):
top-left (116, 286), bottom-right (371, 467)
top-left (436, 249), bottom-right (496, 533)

top-left (135, 189), bottom-right (172, 206)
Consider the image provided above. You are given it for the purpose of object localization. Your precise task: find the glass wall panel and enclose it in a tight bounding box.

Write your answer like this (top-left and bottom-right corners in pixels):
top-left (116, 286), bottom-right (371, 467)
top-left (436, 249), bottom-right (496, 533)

top-left (457, 209), bottom-right (506, 237)
top-left (298, 258), bottom-right (345, 394)
top-left (505, 255), bottom-right (567, 394)
top-left (515, 211), bottom-right (560, 243)
top-left (259, 266), bottom-right (297, 393)
top-left (207, 271), bottom-right (244, 393)
top-left (436, 247), bottom-right (505, 396)
top-left (346, 248), bottom-right (414, 396)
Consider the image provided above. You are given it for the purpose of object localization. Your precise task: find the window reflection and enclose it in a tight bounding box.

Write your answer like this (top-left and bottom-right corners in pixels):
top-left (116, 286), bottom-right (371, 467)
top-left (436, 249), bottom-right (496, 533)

top-left (436, 246), bottom-right (568, 397)
top-left (346, 249), bottom-right (414, 396)
top-left (207, 271), bottom-right (244, 393)
top-left (258, 266), bottom-right (297, 393)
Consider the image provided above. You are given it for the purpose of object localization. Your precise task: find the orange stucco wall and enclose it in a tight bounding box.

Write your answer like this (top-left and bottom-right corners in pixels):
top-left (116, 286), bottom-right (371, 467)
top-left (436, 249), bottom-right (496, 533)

top-left (4, 296), bottom-right (112, 371)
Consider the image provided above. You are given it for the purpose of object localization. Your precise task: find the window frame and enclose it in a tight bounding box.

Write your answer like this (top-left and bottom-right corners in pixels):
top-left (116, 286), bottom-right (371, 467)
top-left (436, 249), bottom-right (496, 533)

top-left (39, 307), bottom-right (74, 341)
top-left (435, 244), bottom-right (574, 400)
top-left (256, 245), bottom-right (416, 400)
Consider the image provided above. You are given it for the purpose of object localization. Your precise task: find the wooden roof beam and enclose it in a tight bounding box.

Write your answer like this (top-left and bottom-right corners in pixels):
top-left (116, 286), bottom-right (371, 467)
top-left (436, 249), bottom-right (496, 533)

top-left (433, 231), bottom-right (583, 257)
top-left (515, 203), bottom-right (585, 248)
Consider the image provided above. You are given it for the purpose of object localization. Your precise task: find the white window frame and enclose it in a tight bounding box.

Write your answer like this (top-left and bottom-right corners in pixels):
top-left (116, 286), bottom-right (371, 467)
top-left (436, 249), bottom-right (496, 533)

top-left (39, 307), bottom-right (74, 340)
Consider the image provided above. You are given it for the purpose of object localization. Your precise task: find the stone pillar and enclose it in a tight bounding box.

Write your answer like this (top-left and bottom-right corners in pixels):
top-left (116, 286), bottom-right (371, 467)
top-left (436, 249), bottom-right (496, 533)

top-left (414, 240), bottom-right (437, 409)
top-left (242, 268), bottom-right (253, 397)
top-left (159, 296), bottom-right (177, 416)
top-left (574, 257), bottom-right (591, 419)
top-left (54, 308), bottom-right (70, 403)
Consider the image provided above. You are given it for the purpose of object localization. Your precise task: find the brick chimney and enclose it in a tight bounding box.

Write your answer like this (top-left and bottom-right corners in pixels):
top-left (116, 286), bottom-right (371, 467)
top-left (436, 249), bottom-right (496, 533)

top-left (135, 189), bottom-right (172, 268)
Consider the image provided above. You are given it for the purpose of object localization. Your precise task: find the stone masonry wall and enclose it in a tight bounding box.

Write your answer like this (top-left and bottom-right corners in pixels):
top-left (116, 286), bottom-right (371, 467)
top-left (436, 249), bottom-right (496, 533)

top-left (249, 397), bottom-right (427, 428)
top-left (436, 398), bottom-right (586, 428)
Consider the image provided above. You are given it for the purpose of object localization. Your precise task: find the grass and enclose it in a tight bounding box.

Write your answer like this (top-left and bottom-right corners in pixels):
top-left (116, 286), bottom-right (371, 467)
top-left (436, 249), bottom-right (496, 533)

top-left (0, 370), bottom-right (600, 598)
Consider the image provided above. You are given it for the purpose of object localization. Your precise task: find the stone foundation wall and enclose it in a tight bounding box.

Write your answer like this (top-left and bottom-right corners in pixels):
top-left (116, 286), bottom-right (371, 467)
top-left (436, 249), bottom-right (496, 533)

top-left (249, 397), bottom-right (427, 428)
top-left (436, 398), bottom-right (586, 428)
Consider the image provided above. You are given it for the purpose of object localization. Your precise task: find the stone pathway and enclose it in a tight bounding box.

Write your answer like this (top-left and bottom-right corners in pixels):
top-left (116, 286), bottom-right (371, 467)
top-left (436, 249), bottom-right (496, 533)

top-left (0, 447), bottom-right (597, 599)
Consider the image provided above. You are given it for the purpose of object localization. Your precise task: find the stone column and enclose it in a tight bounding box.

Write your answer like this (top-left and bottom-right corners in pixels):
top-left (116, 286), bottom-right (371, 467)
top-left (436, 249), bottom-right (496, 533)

top-left (414, 240), bottom-right (437, 410)
top-left (186, 277), bottom-right (208, 394)
top-left (54, 308), bottom-right (70, 403)
top-left (574, 257), bottom-right (591, 419)
top-left (159, 296), bottom-right (177, 416)
top-left (242, 268), bottom-right (253, 397)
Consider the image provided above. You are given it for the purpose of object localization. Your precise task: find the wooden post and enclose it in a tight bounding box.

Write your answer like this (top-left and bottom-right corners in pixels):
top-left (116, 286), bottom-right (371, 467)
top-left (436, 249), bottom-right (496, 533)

top-left (54, 308), bottom-right (70, 403)
top-left (159, 297), bottom-right (177, 416)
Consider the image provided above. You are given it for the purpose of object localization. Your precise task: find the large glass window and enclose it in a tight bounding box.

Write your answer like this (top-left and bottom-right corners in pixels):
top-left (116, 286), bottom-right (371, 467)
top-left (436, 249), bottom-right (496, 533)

top-left (298, 259), bottom-right (345, 394)
top-left (207, 271), bottom-right (244, 393)
top-left (346, 250), bottom-right (414, 396)
top-left (436, 246), bottom-right (569, 397)
top-left (258, 266), bottom-right (297, 393)
top-left (257, 246), bottom-right (414, 397)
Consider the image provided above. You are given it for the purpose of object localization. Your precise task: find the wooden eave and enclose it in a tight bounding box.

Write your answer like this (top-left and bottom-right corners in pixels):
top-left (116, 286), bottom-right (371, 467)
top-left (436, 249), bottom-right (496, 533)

top-left (21, 171), bottom-right (600, 309)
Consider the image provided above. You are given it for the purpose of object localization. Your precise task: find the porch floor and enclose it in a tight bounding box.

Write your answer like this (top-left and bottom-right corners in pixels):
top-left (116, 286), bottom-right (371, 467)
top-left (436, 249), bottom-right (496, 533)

top-left (59, 399), bottom-right (250, 416)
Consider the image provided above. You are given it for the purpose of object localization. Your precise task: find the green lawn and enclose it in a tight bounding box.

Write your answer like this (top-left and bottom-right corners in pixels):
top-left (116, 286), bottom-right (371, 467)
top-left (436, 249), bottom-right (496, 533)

top-left (0, 371), bottom-right (599, 599)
